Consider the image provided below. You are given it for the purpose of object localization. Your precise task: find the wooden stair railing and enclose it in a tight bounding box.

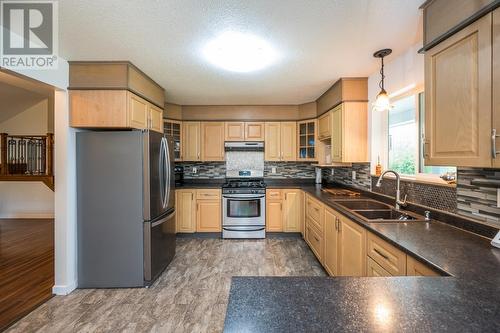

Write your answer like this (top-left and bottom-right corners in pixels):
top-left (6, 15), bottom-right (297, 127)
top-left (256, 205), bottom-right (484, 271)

top-left (0, 133), bottom-right (54, 191)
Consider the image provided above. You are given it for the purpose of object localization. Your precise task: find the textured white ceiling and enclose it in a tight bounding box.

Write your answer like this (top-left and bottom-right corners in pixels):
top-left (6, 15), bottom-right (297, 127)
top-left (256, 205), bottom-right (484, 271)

top-left (59, 0), bottom-right (423, 105)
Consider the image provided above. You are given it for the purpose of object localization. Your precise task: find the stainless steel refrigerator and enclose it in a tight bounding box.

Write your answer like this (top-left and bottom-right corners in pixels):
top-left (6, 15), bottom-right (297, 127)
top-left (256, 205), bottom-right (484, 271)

top-left (77, 130), bottom-right (175, 288)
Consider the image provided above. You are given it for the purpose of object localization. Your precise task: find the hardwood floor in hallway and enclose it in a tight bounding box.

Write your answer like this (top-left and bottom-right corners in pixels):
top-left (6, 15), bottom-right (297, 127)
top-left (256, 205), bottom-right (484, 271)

top-left (6, 237), bottom-right (326, 333)
top-left (0, 219), bottom-right (54, 331)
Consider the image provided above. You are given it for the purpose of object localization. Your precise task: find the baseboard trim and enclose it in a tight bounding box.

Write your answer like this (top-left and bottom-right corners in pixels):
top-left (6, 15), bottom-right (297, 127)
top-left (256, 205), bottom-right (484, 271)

top-left (52, 281), bottom-right (77, 295)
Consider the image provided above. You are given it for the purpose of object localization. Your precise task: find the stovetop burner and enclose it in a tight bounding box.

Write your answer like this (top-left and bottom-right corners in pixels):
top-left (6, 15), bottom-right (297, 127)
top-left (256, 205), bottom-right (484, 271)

top-left (222, 178), bottom-right (266, 194)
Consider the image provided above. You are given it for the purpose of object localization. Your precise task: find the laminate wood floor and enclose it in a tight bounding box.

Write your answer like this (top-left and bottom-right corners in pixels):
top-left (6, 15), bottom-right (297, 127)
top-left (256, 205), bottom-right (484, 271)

top-left (6, 237), bottom-right (325, 333)
top-left (0, 219), bottom-right (54, 331)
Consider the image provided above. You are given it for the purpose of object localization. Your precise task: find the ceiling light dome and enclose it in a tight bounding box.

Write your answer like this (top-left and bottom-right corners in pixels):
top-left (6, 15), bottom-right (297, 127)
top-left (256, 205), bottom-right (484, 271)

top-left (203, 31), bottom-right (278, 73)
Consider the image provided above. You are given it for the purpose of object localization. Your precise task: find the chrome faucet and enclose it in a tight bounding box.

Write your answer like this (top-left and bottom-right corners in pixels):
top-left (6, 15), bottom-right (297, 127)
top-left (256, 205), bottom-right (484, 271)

top-left (375, 170), bottom-right (407, 210)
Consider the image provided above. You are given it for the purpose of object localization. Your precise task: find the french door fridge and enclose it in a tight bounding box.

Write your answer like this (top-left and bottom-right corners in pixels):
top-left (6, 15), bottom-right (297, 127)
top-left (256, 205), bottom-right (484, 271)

top-left (77, 130), bottom-right (175, 288)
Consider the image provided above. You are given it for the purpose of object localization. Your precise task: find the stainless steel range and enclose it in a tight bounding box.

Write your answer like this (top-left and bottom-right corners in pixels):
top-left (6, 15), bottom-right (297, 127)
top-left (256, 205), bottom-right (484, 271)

top-left (222, 178), bottom-right (266, 239)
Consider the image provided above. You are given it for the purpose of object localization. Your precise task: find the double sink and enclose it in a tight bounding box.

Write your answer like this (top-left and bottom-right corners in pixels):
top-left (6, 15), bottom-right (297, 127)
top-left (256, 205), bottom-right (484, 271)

top-left (329, 198), bottom-right (426, 223)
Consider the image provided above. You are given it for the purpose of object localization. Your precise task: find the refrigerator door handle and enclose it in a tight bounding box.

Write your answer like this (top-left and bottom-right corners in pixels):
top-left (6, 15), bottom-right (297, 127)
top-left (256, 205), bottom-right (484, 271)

top-left (163, 137), bottom-right (170, 209)
top-left (159, 137), bottom-right (166, 209)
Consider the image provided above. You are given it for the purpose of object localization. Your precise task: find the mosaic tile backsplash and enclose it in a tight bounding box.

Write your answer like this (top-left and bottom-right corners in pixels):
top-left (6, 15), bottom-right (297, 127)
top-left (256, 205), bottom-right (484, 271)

top-left (264, 162), bottom-right (316, 179)
top-left (322, 163), bottom-right (372, 190)
top-left (370, 176), bottom-right (457, 213)
top-left (177, 161), bottom-right (316, 179)
top-left (456, 168), bottom-right (500, 228)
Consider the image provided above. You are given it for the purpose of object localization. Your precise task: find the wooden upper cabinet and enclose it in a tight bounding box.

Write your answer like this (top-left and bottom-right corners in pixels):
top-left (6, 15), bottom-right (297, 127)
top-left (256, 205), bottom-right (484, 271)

top-left (338, 216), bottom-right (366, 277)
top-left (281, 122), bottom-right (297, 161)
top-left (70, 90), bottom-right (164, 132)
top-left (182, 122), bottom-right (201, 161)
top-left (323, 207), bottom-right (339, 276)
top-left (424, 13), bottom-right (492, 167)
top-left (331, 102), bottom-right (368, 163)
top-left (265, 122), bottom-right (281, 161)
top-left (225, 122), bottom-right (245, 141)
top-left (201, 122), bottom-right (225, 161)
top-left (148, 104), bottom-right (164, 133)
top-left (282, 189), bottom-right (302, 232)
top-left (493, 8), bottom-right (500, 168)
top-left (318, 112), bottom-right (331, 140)
top-left (245, 122), bottom-right (265, 141)
top-left (128, 93), bottom-right (149, 129)
top-left (297, 119), bottom-right (317, 161)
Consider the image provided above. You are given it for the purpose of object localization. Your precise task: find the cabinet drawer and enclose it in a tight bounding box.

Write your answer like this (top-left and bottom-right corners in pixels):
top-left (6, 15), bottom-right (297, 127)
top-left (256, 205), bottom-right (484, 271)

top-left (306, 224), bottom-right (323, 261)
top-left (407, 256), bottom-right (441, 276)
top-left (267, 189), bottom-right (282, 200)
top-left (196, 189), bottom-right (221, 200)
top-left (306, 196), bottom-right (323, 230)
top-left (367, 232), bottom-right (406, 276)
top-left (366, 257), bottom-right (392, 277)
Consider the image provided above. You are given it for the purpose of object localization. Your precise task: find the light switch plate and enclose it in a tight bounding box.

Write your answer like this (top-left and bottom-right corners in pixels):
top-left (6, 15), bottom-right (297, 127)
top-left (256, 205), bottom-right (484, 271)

top-left (331, 169), bottom-right (335, 176)
top-left (271, 167), bottom-right (277, 174)
top-left (352, 171), bottom-right (356, 180)
top-left (192, 167), bottom-right (197, 174)
top-left (497, 188), bottom-right (500, 208)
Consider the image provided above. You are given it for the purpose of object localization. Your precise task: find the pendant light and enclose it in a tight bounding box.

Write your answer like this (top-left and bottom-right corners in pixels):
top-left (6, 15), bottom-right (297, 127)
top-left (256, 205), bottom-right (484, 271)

top-left (373, 48), bottom-right (392, 112)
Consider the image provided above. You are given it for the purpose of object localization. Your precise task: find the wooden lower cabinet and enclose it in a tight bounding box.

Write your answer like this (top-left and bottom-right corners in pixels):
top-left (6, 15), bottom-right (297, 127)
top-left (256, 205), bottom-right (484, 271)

top-left (283, 189), bottom-right (302, 232)
top-left (367, 257), bottom-right (392, 277)
top-left (266, 200), bottom-right (283, 232)
top-left (175, 189), bottom-right (196, 233)
top-left (337, 216), bottom-right (366, 276)
top-left (323, 207), bottom-right (339, 276)
top-left (367, 232), bottom-right (407, 276)
top-left (305, 223), bottom-right (323, 261)
top-left (196, 199), bottom-right (222, 232)
top-left (407, 256), bottom-right (441, 276)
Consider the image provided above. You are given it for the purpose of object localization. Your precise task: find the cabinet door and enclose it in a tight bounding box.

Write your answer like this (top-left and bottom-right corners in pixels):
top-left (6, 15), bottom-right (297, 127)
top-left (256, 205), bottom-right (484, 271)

top-left (323, 207), bottom-right (338, 276)
top-left (225, 122), bottom-right (245, 141)
top-left (318, 112), bottom-right (331, 140)
top-left (182, 122), bottom-right (201, 161)
top-left (128, 93), bottom-right (148, 129)
top-left (331, 105), bottom-right (343, 162)
top-left (149, 104), bottom-right (164, 133)
top-left (338, 217), bottom-right (366, 276)
top-left (196, 200), bottom-right (221, 232)
top-left (265, 122), bottom-right (281, 161)
top-left (424, 13), bottom-right (492, 167)
top-left (266, 200), bottom-right (283, 232)
top-left (281, 122), bottom-right (297, 161)
top-left (245, 122), bottom-right (265, 141)
top-left (283, 190), bottom-right (301, 232)
top-left (493, 8), bottom-right (500, 167)
top-left (176, 190), bottom-right (196, 233)
top-left (201, 122), bottom-right (225, 161)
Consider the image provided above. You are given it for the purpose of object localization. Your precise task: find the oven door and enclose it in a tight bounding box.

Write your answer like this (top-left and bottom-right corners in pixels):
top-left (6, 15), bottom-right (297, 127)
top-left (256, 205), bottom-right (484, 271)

top-left (223, 194), bottom-right (265, 226)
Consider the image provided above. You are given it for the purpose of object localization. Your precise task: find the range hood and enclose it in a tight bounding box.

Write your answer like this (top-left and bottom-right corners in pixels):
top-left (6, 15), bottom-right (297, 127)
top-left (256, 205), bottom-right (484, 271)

top-left (224, 141), bottom-right (264, 152)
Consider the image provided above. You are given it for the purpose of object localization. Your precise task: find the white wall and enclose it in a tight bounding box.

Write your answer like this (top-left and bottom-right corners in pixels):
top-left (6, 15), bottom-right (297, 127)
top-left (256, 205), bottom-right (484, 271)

top-left (10, 59), bottom-right (77, 295)
top-left (369, 43), bottom-right (424, 173)
top-left (0, 97), bottom-right (55, 218)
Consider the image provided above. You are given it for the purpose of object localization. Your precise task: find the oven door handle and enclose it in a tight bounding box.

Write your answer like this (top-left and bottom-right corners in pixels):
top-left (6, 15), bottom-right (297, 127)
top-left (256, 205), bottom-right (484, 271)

top-left (223, 227), bottom-right (266, 231)
top-left (223, 195), bottom-right (266, 200)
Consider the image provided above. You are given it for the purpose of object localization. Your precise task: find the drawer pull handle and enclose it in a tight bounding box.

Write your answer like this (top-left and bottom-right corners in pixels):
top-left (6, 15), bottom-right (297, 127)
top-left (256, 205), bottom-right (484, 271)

top-left (374, 248), bottom-right (389, 260)
top-left (314, 236), bottom-right (320, 242)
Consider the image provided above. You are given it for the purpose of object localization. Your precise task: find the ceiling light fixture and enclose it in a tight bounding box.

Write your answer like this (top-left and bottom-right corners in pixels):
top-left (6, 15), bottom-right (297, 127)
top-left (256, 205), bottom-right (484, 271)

top-left (373, 48), bottom-right (393, 112)
top-left (203, 31), bottom-right (278, 73)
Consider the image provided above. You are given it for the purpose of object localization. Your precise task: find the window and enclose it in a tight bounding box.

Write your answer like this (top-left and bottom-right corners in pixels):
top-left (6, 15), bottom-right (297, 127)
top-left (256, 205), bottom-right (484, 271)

top-left (387, 91), bottom-right (455, 177)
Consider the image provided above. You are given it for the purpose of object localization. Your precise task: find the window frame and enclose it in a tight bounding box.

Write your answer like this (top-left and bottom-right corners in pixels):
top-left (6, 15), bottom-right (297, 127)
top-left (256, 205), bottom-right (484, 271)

top-left (384, 87), bottom-right (455, 185)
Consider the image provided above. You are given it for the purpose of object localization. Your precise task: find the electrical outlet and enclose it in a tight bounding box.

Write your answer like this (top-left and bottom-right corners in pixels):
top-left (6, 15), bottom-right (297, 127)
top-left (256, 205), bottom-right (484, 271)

top-left (271, 167), bottom-right (277, 174)
top-left (192, 167), bottom-right (197, 174)
top-left (497, 188), bottom-right (500, 208)
top-left (331, 169), bottom-right (335, 176)
top-left (352, 171), bottom-right (356, 180)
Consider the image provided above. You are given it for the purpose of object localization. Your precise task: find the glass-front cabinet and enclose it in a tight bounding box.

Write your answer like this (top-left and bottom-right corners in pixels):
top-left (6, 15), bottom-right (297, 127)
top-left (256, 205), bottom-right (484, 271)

top-left (164, 119), bottom-right (182, 161)
top-left (297, 119), bottom-right (317, 161)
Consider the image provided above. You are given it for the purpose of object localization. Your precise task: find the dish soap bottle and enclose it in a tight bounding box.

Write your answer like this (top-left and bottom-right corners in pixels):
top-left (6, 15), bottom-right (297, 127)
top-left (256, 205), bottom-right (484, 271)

top-left (375, 156), bottom-right (382, 177)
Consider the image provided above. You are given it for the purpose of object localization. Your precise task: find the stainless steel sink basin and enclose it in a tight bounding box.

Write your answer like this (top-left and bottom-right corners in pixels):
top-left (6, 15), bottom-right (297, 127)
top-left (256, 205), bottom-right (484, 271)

top-left (353, 209), bottom-right (425, 222)
top-left (334, 200), bottom-right (390, 210)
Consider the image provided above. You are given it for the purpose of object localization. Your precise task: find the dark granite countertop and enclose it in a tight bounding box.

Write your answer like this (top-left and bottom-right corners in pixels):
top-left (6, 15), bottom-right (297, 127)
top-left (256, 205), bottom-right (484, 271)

top-left (224, 183), bottom-right (500, 332)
